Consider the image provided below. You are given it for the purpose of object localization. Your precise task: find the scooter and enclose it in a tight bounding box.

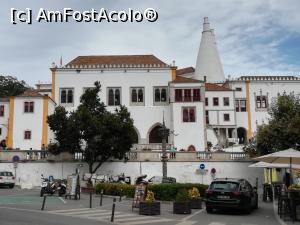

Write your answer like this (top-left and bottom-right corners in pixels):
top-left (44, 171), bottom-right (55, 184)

top-left (40, 175), bottom-right (67, 197)
top-left (40, 174), bottom-right (56, 197)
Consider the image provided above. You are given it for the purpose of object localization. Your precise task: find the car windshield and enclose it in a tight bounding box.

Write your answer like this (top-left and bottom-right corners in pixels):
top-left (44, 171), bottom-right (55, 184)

top-left (0, 172), bottom-right (13, 176)
top-left (210, 181), bottom-right (239, 191)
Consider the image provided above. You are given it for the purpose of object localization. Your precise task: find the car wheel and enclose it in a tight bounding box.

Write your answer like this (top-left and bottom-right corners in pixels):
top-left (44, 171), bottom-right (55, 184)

top-left (254, 198), bottom-right (258, 209)
top-left (244, 204), bottom-right (252, 214)
top-left (206, 207), bottom-right (213, 213)
top-left (9, 184), bottom-right (14, 189)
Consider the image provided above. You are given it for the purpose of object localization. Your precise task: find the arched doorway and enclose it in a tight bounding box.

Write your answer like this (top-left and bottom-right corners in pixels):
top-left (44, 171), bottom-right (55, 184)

top-left (149, 125), bottom-right (168, 143)
top-left (237, 127), bottom-right (247, 144)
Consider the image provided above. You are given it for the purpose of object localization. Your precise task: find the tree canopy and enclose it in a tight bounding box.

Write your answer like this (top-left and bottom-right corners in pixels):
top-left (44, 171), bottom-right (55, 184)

top-left (47, 81), bottom-right (136, 173)
top-left (0, 76), bottom-right (29, 97)
top-left (254, 93), bottom-right (300, 155)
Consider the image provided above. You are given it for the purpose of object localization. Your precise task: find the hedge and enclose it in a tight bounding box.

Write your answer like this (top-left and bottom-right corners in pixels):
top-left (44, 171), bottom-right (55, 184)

top-left (95, 183), bottom-right (208, 201)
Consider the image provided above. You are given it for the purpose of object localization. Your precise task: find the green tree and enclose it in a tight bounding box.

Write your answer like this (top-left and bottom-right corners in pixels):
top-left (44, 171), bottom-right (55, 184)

top-left (48, 81), bottom-right (136, 173)
top-left (255, 93), bottom-right (300, 155)
top-left (0, 76), bottom-right (29, 97)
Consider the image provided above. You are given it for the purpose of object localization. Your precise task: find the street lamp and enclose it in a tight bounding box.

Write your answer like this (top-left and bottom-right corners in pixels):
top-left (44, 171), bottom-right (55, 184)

top-left (159, 117), bottom-right (170, 179)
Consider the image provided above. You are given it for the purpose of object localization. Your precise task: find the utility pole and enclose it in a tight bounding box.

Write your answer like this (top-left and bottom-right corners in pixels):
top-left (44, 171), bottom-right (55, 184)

top-left (159, 115), bottom-right (169, 179)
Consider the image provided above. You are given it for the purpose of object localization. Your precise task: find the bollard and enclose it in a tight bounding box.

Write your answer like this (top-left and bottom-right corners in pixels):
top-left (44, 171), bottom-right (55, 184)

top-left (100, 189), bottom-right (103, 206)
top-left (41, 195), bottom-right (47, 210)
top-left (89, 192), bottom-right (92, 208)
top-left (111, 198), bottom-right (116, 222)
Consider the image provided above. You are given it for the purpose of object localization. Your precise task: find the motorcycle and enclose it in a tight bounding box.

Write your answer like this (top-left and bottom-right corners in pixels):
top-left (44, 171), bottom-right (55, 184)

top-left (40, 175), bottom-right (66, 197)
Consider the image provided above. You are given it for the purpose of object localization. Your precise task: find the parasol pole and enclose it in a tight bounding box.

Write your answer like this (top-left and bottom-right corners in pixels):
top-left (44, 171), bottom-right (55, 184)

top-left (290, 157), bottom-right (293, 186)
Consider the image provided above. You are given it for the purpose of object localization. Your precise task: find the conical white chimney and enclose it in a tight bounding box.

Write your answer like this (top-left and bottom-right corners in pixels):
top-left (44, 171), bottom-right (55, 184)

top-left (194, 17), bottom-right (225, 83)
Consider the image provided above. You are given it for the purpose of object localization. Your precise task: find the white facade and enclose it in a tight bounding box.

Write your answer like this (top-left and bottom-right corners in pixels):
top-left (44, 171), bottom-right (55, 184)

top-left (5, 92), bottom-right (56, 150)
top-left (53, 63), bottom-right (206, 151)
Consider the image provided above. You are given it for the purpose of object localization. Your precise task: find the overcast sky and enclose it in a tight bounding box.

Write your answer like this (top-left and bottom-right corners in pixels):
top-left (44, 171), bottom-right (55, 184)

top-left (1, 0), bottom-right (300, 86)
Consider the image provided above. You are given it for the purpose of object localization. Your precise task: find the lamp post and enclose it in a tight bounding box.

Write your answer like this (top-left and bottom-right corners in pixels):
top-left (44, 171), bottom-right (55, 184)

top-left (159, 118), bottom-right (170, 179)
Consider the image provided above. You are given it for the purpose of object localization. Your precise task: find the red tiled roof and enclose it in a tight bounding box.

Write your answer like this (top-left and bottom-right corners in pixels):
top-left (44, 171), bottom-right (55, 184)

top-left (176, 67), bottom-right (195, 76)
top-left (17, 90), bottom-right (44, 97)
top-left (205, 83), bottom-right (232, 91)
top-left (172, 76), bottom-right (201, 83)
top-left (66, 55), bottom-right (168, 67)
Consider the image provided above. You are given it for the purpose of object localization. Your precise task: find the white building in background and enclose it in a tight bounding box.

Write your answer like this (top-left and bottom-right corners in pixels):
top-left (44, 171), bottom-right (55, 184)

top-left (0, 90), bottom-right (55, 150)
top-left (0, 17), bottom-right (299, 151)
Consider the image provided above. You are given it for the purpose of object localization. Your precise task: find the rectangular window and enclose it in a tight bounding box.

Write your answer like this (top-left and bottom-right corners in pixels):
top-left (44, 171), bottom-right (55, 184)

top-left (182, 107), bottom-right (196, 122)
top-left (236, 99), bottom-right (247, 112)
top-left (223, 97), bottom-right (230, 106)
top-left (224, 113), bottom-right (230, 121)
top-left (240, 100), bottom-right (246, 111)
top-left (193, 89), bottom-right (201, 102)
top-left (24, 102), bottom-right (34, 113)
top-left (235, 87), bottom-right (242, 91)
top-left (175, 89), bottom-right (183, 102)
top-left (130, 87), bottom-right (144, 106)
top-left (24, 130), bottom-right (31, 140)
top-left (60, 88), bottom-right (74, 105)
top-left (107, 87), bottom-right (121, 106)
top-left (205, 110), bottom-right (209, 124)
top-left (0, 105), bottom-right (4, 117)
top-left (213, 97), bottom-right (219, 106)
top-left (184, 89), bottom-right (192, 102)
top-left (205, 97), bottom-right (208, 106)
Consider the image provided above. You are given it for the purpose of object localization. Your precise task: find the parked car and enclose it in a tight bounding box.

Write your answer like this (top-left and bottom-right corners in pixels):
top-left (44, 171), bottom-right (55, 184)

top-left (0, 171), bottom-right (15, 188)
top-left (148, 176), bottom-right (176, 184)
top-left (205, 178), bottom-right (258, 214)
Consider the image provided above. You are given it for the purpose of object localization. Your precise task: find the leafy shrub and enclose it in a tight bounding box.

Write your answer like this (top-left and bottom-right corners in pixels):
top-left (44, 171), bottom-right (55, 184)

top-left (175, 188), bottom-right (190, 202)
top-left (95, 183), bottom-right (208, 201)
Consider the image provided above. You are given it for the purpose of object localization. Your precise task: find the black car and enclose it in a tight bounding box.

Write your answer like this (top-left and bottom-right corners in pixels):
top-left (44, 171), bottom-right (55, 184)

top-left (205, 178), bottom-right (258, 213)
top-left (148, 176), bottom-right (176, 184)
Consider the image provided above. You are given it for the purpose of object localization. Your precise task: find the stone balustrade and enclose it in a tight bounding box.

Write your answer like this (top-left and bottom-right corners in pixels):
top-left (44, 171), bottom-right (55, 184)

top-left (0, 149), bottom-right (250, 162)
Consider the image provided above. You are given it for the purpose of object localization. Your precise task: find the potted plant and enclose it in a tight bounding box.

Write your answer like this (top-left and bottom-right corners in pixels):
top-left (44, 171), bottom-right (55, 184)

top-left (188, 187), bottom-right (202, 209)
top-left (173, 188), bottom-right (191, 214)
top-left (139, 191), bottom-right (160, 215)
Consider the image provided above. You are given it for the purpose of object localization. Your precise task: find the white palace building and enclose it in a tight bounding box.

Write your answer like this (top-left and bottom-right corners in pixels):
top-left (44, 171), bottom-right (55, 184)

top-left (1, 17), bottom-right (300, 153)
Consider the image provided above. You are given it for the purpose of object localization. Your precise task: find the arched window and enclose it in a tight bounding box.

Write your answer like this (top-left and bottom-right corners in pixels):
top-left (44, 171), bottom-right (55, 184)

top-left (138, 89), bottom-right (143, 102)
top-left (161, 89), bottom-right (167, 102)
top-left (108, 89), bottom-right (114, 105)
top-left (67, 90), bottom-right (73, 103)
top-left (114, 89), bottom-right (120, 105)
top-left (61, 90), bottom-right (66, 103)
top-left (130, 87), bottom-right (144, 105)
top-left (155, 89), bottom-right (160, 102)
top-left (149, 125), bottom-right (168, 143)
top-left (60, 88), bottom-right (74, 105)
top-left (131, 89), bottom-right (137, 103)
